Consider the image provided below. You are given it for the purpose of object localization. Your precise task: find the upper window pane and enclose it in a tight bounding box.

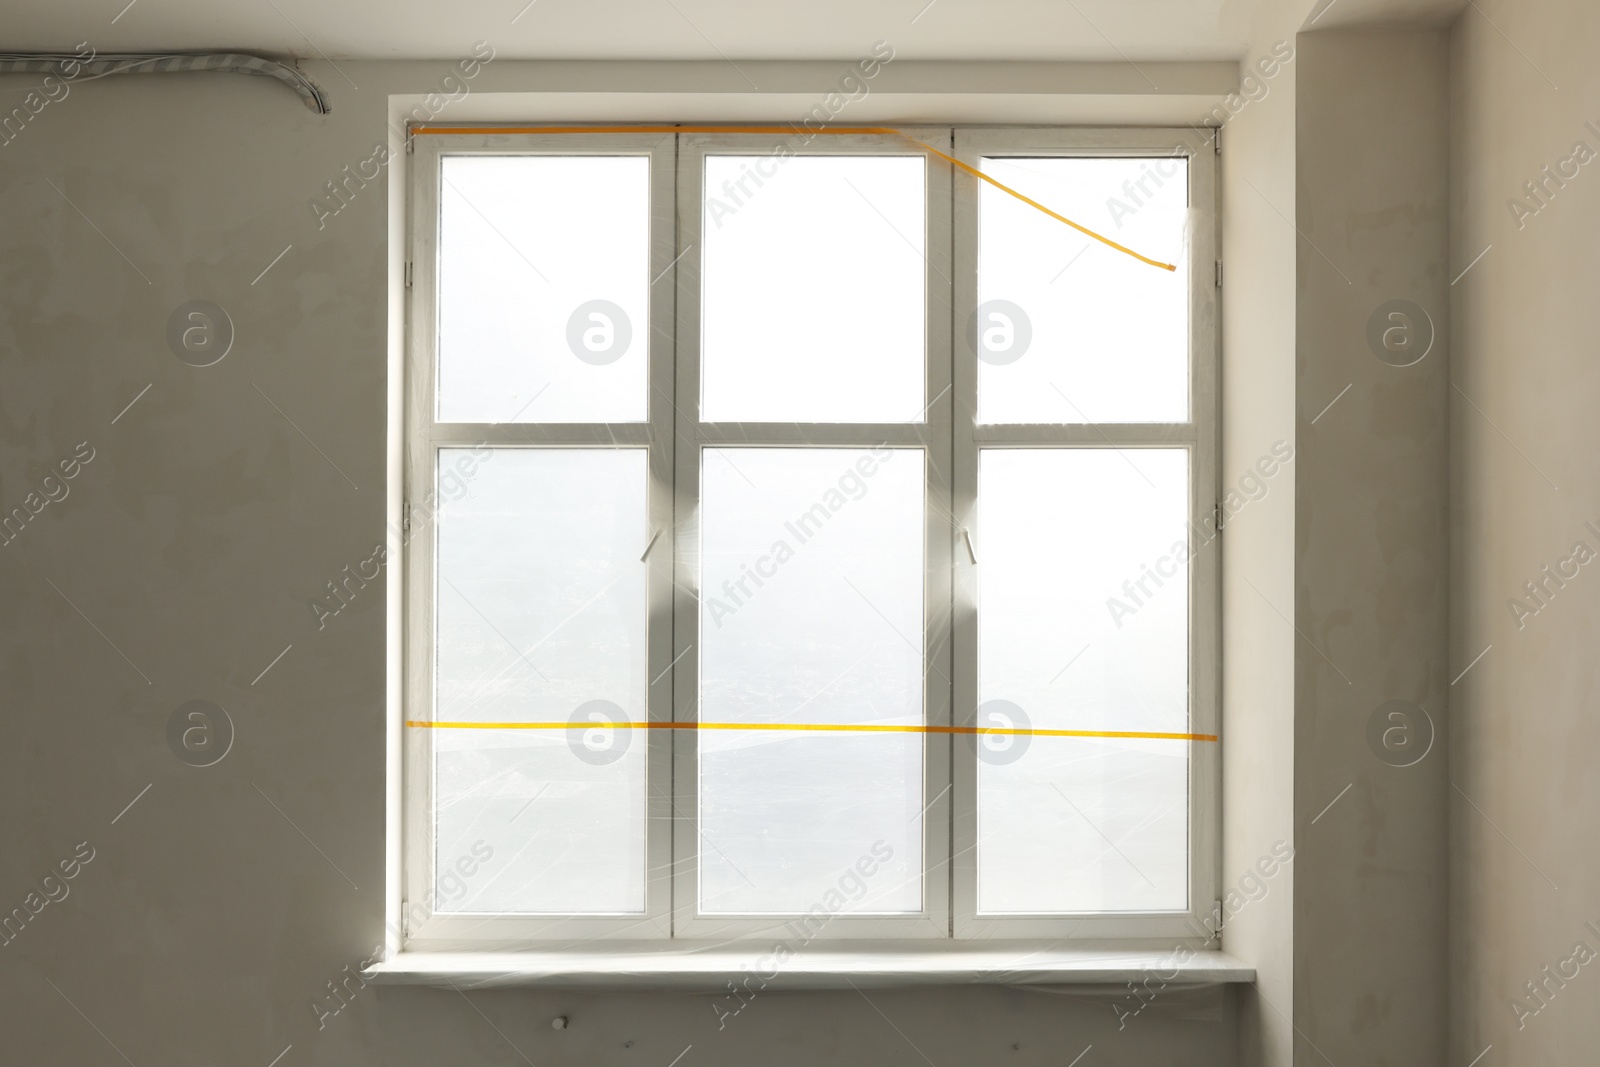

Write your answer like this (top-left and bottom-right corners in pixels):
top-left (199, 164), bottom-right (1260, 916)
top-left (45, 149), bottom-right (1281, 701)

top-left (701, 155), bottom-right (926, 423)
top-left (977, 157), bottom-right (1188, 424)
top-left (437, 155), bottom-right (650, 424)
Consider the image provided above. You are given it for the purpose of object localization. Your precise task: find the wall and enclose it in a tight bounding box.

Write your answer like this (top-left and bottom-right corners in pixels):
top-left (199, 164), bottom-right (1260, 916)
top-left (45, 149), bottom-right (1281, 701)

top-left (0, 61), bottom-right (1253, 1066)
top-left (1451, 0), bottom-right (1600, 1062)
top-left (1217, 11), bottom-right (1301, 1067)
top-left (1294, 28), bottom-right (1451, 1067)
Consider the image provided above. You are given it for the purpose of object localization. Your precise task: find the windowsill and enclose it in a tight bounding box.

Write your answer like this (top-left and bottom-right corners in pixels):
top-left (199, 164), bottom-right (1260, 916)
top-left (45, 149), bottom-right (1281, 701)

top-left (364, 944), bottom-right (1255, 990)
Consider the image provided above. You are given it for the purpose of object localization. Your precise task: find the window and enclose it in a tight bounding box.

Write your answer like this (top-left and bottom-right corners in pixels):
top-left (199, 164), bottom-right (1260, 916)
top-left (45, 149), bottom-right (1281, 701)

top-left (403, 125), bottom-right (1217, 949)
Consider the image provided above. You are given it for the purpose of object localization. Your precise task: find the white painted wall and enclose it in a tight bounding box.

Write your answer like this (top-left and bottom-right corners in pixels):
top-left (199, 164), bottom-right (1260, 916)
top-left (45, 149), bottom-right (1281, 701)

top-left (1217, 12), bottom-right (1300, 1065)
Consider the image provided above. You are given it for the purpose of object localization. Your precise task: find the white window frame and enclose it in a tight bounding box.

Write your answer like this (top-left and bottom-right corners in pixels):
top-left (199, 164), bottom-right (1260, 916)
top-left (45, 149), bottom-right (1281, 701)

top-left (403, 130), bottom-right (679, 944)
top-left (400, 123), bottom-right (1218, 951)
top-left (670, 127), bottom-right (954, 941)
top-left (950, 128), bottom-right (1220, 942)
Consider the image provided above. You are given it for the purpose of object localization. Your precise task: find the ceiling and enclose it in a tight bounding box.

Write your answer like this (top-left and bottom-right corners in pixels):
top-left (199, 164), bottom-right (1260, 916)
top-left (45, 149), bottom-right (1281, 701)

top-left (6, 0), bottom-right (1467, 62)
top-left (15, 0), bottom-right (1249, 62)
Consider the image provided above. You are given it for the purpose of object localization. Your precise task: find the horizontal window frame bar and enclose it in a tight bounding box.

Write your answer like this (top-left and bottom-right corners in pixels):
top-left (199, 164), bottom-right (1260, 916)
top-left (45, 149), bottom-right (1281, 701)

top-left (420, 424), bottom-right (654, 446)
top-left (418, 424), bottom-right (1198, 447)
top-left (972, 422), bottom-right (1198, 445)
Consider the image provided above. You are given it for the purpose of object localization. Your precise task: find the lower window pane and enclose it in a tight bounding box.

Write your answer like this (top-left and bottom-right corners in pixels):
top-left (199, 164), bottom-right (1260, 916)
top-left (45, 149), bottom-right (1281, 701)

top-left (977, 448), bottom-right (1189, 913)
top-left (698, 448), bottom-right (925, 915)
top-left (433, 448), bottom-right (648, 914)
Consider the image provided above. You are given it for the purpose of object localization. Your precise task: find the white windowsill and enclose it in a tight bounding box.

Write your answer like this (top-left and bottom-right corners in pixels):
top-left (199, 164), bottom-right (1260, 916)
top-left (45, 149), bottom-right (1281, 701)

top-left (365, 946), bottom-right (1255, 990)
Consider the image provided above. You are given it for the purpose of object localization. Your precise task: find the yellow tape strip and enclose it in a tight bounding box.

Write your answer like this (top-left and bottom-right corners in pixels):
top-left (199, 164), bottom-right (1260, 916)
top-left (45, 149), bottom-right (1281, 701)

top-left (406, 720), bottom-right (1217, 742)
top-left (412, 124), bottom-right (1179, 273)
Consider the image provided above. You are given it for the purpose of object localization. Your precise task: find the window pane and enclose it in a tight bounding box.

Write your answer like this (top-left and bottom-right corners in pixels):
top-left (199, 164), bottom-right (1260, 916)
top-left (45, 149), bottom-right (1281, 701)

top-left (698, 448), bottom-right (924, 914)
top-left (433, 448), bottom-right (648, 913)
top-left (437, 155), bottom-right (650, 424)
top-left (977, 448), bottom-right (1188, 913)
top-left (976, 157), bottom-right (1188, 424)
top-left (701, 156), bottom-right (926, 423)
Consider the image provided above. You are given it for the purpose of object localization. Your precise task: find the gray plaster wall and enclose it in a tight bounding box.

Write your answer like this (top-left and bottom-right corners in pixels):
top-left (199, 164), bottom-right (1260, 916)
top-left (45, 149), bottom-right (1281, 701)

top-left (0, 64), bottom-right (1244, 1066)
top-left (1294, 27), bottom-right (1452, 1067)
top-left (1450, 0), bottom-right (1600, 1062)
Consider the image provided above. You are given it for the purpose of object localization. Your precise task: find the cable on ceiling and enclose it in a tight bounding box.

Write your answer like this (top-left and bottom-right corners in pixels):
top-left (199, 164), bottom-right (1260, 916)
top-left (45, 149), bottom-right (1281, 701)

top-left (0, 53), bottom-right (331, 113)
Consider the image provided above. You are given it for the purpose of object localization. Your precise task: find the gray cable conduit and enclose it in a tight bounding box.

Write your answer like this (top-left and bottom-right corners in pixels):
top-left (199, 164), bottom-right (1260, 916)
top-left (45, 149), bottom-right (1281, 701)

top-left (0, 52), bottom-right (331, 113)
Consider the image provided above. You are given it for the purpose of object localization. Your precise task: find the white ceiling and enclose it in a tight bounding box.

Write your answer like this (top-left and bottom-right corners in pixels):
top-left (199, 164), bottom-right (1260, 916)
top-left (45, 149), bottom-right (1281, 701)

top-left (15, 0), bottom-right (1249, 62)
top-left (7, 0), bottom-right (1466, 62)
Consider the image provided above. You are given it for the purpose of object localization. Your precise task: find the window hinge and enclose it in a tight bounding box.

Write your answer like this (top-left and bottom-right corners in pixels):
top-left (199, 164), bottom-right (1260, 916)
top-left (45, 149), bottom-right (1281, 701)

top-left (1215, 260), bottom-right (1223, 288)
top-left (406, 130), bottom-right (415, 155)
top-left (402, 501), bottom-right (412, 535)
top-left (404, 261), bottom-right (413, 289)
top-left (1214, 501), bottom-right (1224, 533)
top-left (401, 901), bottom-right (411, 937)
top-left (1214, 126), bottom-right (1222, 154)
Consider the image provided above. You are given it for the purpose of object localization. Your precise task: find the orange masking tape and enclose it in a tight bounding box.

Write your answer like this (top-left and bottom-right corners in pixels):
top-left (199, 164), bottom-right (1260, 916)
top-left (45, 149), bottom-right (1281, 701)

top-left (406, 720), bottom-right (1218, 742)
top-left (411, 124), bottom-right (1179, 273)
